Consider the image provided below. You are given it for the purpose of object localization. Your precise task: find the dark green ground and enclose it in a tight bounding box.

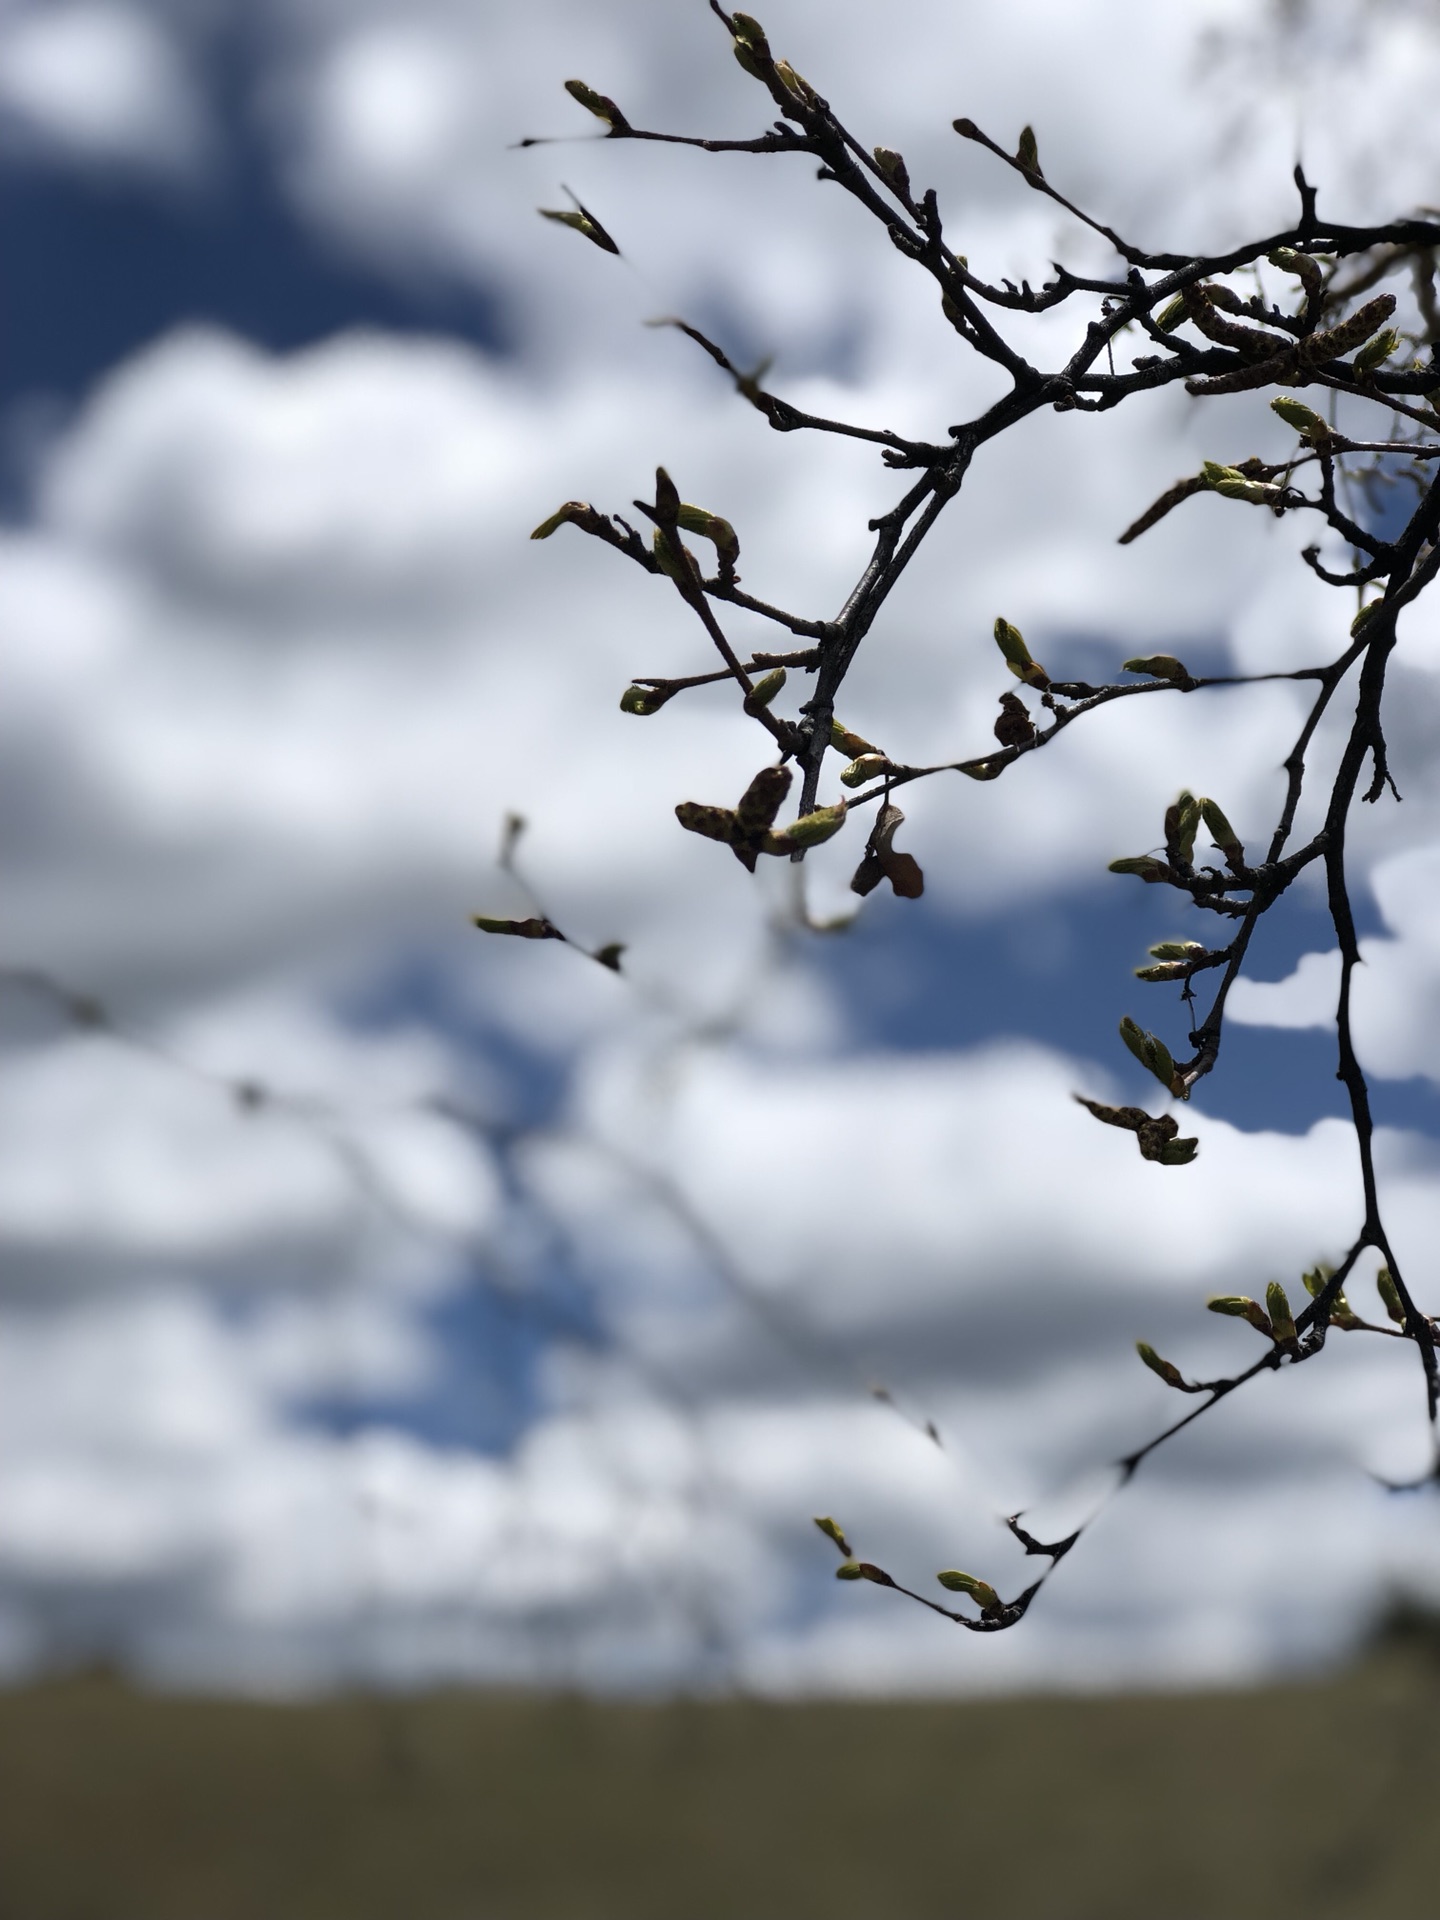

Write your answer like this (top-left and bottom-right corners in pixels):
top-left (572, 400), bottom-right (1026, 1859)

top-left (2, 1652), bottom-right (1438, 1919)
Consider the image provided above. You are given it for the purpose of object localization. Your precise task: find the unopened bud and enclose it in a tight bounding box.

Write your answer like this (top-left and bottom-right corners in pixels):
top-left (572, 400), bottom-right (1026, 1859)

top-left (537, 206), bottom-right (620, 255)
top-left (531, 500), bottom-right (591, 540)
top-left (841, 753), bottom-right (891, 788)
top-left (1267, 247), bottom-right (1323, 300)
top-left (1165, 790), bottom-right (1201, 865)
top-left (1200, 798), bottom-right (1243, 863)
top-left (744, 667), bottom-right (787, 710)
top-left (832, 720), bottom-right (881, 757)
top-left (1353, 327), bottom-right (1401, 375)
top-left (1123, 654), bottom-right (1189, 682)
top-left (993, 617), bottom-right (1050, 688)
top-left (1015, 124), bottom-right (1041, 175)
top-left (563, 79), bottom-right (629, 131)
top-left (1119, 1015), bottom-right (1178, 1093)
top-left (676, 503), bottom-right (740, 570)
top-left (1266, 1281), bottom-right (1298, 1344)
top-left (814, 1515), bottom-right (853, 1556)
top-left (772, 58), bottom-right (817, 107)
top-left (1207, 1295), bottom-right (1274, 1336)
top-left (1376, 1266), bottom-right (1406, 1327)
top-left (1351, 601), bottom-right (1385, 636)
top-left (1136, 1342), bottom-right (1189, 1390)
top-left (835, 1560), bottom-right (865, 1581)
top-left (1270, 395), bottom-right (1329, 438)
top-left (766, 800), bottom-right (848, 852)
top-left (873, 147), bottom-right (911, 198)
top-left (1149, 940), bottom-right (1206, 961)
top-left (1134, 961), bottom-right (1189, 983)
top-left (652, 528), bottom-right (702, 586)
top-left (620, 684), bottom-right (670, 716)
top-left (937, 1570), bottom-right (1002, 1610)
top-left (1155, 295), bottom-right (1188, 332)
top-left (1108, 856), bottom-right (1174, 884)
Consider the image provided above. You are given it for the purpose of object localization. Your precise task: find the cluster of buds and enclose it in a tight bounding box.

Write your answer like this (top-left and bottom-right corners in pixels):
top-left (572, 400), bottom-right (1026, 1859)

top-left (1075, 1094), bottom-right (1198, 1165)
top-left (1206, 1280), bottom-right (1300, 1351)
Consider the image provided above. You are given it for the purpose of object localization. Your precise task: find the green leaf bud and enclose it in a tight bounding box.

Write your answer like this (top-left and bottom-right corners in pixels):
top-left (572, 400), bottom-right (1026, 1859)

top-left (1376, 1266), bottom-right (1406, 1327)
top-left (1155, 295), bottom-right (1188, 333)
top-left (620, 684), bottom-right (672, 716)
top-left (772, 58), bottom-right (818, 107)
top-left (1270, 395), bottom-right (1329, 438)
top-left (1108, 856), bottom-right (1174, 884)
top-left (1267, 247), bottom-right (1323, 300)
top-left (1350, 600), bottom-right (1385, 636)
top-left (857, 1563), bottom-right (895, 1586)
top-left (1134, 961), bottom-right (1190, 983)
top-left (814, 1515), bottom-right (854, 1556)
top-left (1119, 1015), bottom-right (1178, 1092)
top-left (530, 500), bottom-right (591, 540)
top-left (1353, 327), bottom-right (1401, 374)
top-left (676, 503), bottom-right (740, 570)
top-left (1136, 1342), bottom-right (1189, 1390)
top-left (1149, 940), bottom-right (1206, 961)
top-left (651, 528), bottom-right (702, 586)
top-left (831, 719), bottom-right (880, 757)
top-left (937, 1570), bottom-right (1002, 1610)
top-left (993, 617), bottom-right (1050, 687)
top-left (1266, 1281), bottom-right (1298, 1345)
top-left (563, 79), bottom-right (630, 131)
top-left (1165, 790), bottom-right (1201, 865)
top-left (537, 206), bottom-right (621, 255)
top-left (1207, 1295), bottom-right (1274, 1336)
top-left (765, 800), bottom-right (849, 853)
top-left (873, 147), bottom-right (912, 198)
top-left (1015, 124), bottom-right (1041, 176)
top-left (744, 667), bottom-right (787, 711)
top-left (1123, 654), bottom-right (1190, 681)
top-left (472, 914), bottom-right (565, 941)
top-left (840, 753), bottom-right (892, 788)
top-left (835, 1560), bottom-right (865, 1581)
top-left (1200, 798), bottom-right (1244, 863)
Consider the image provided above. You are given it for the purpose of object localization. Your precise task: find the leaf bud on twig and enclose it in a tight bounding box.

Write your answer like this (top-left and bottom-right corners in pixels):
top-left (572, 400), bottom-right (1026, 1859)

top-left (765, 800), bottom-right (849, 852)
top-left (1119, 1015), bottom-right (1178, 1094)
top-left (993, 617), bottom-right (1050, 689)
top-left (1123, 654), bottom-right (1190, 681)
top-left (1165, 790), bottom-right (1201, 865)
top-left (872, 147), bottom-right (912, 198)
top-left (744, 667), bottom-right (787, 711)
top-left (537, 201), bottom-right (621, 256)
top-left (1136, 1342), bottom-right (1190, 1390)
top-left (840, 753), bottom-right (891, 788)
top-left (1266, 1281), bottom-right (1298, 1346)
top-left (831, 719), bottom-right (881, 757)
top-left (1266, 247), bottom-right (1323, 303)
top-left (676, 502), bottom-right (740, 571)
top-left (1270, 395), bottom-right (1329, 439)
top-left (814, 1515), bottom-right (854, 1557)
top-left (1207, 1295), bottom-right (1275, 1337)
top-left (937, 1570), bottom-right (1002, 1610)
top-left (619, 684), bottom-right (673, 716)
top-left (1376, 1266), bottom-right (1407, 1327)
top-left (1154, 295), bottom-right (1188, 333)
top-left (1199, 798), bottom-right (1244, 865)
top-left (835, 1560), bottom-right (865, 1581)
top-left (1350, 601), bottom-right (1385, 637)
top-left (1015, 125), bottom-right (1041, 176)
top-left (1108, 856), bottom-right (1174, 884)
top-left (1352, 327), bottom-right (1401, 375)
top-left (563, 79), bottom-right (630, 132)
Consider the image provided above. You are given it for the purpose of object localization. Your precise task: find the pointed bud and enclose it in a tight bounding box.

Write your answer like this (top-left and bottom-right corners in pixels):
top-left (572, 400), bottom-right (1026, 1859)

top-left (1015, 125), bottom-right (1041, 176)
top-left (1108, 856), bottom-right (1174, 884)
top-left (730, 11), bottom-right (774, 80)
top-left (857, 1563), bottom-right (896, 1587)
top-left (1136, 1342), bottom-right (1189, 1390)
top-left (873, 147), bottom-right (912, 198)
top-left (620, 684), bottom-right (672, 716)
top-left (537, 206), bottom-right (621, 255)
top-left (1150, 940), bottom-right (1206, 962)
top-left (765, 799), bottom-right (848, 853)
top-left (651, 527), bottom-right (702, 586)
top-left (937, 1571), bottom-right (1002, 1610)
top-left (1303, 1265), bottom-right (1358, 1326)
top-left (1270, 395), bottom-right (1329, 438)
top-left (1353, 327), bottom-right (1401, 375)
top-left (1200, 798), bottom-right (1243, 864)
top-left (1376, 1266), bottom-right (1406, 1327)
top-left (653, 467), bottom-right (680, 521)
top-left (1351, 601), bottom-right (1384, 636)
top-left (993, 617), bottom-right (1050, 688)
top-left (772, 59), bottom-right (818, 108)
top-left (531, 500), bottom-right (592, 540)
top-left (1165, 790), bottom-right (1201, 866)
top-left (1134, 961), bottom-right (1190, 983)
top-left (591, 943), bottom-right (625, 972)
top-left (472, 914), bottom-right (565, 941)
top-left (1266, 1281), bottom-right (1298, 1345)
top-left (840, 753), bottom-right (892, 788)
top-left (1207, 1295), bottom-right (1274, 1336)
top-left (676, 503), bottom-right (740, 570)
top-left (1119, 1015), bottom-right (1178, 1093)
top-left (744, 667), bottom-right (787, 711)
top-left (1123, 654), bottom-right (1190, 682)
top-left (835, 1560), bottom-right (865, 1581)
top-left (814, 1515), bottom-right (853, 1557)
top-left (563, 79), bottom-right (630, 132)
top-left (1267, 248), bottom-right (1323, 301)
top-left (1155, 295), bottom-right (1188, 332)
top-left (832, 720), bottom-right (881, 757)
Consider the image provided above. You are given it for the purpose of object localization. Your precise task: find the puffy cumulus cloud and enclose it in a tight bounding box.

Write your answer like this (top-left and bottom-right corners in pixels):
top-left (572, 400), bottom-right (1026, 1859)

top-left (0, 2), bottom-right (209, 175)
top-left (1232, 844), bottom-right (1440, 1086)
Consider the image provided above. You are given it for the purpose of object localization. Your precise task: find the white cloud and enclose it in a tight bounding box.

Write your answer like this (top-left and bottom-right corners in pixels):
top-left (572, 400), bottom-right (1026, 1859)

top-left (0, 3), bottom-right (208, 175)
